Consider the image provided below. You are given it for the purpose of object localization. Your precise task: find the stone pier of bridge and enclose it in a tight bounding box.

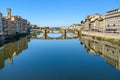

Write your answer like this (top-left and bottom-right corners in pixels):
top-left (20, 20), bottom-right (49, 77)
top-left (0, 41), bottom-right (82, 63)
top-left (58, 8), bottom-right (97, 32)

top-left (38, 29), bottom-right (81, 39)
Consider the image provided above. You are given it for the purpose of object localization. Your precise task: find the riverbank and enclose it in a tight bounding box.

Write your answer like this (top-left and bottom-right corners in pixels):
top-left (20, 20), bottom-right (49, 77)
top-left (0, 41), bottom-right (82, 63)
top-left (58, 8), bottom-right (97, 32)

top-left (0, 34), bottom-right (30, 47)
top-left (81, 31), bottom-right (120, 46)
top-left (82, 31), bottom-right (120, 39)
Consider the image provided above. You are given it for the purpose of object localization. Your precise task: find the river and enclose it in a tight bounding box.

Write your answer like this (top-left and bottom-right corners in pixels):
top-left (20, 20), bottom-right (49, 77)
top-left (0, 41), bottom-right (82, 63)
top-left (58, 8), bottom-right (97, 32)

top-left (0, 34), bottom-right (120, 80)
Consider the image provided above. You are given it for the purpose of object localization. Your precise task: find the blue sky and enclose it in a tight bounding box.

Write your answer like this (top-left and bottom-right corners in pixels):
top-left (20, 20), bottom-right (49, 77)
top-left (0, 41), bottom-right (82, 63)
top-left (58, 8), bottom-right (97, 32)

top-left (0, 0), bottom-right (120, 27)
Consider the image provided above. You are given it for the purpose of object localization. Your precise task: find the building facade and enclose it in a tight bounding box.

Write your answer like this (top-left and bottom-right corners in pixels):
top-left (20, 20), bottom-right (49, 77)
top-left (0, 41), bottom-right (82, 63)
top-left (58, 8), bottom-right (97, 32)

top-left (69, 24), bottom-right (81, 30)
top-left (105, 8), bottom-right (120, 33)
top-left (11, 16), bottom-right (21, 34)
top-left (5, 8), bottom-right (31, 36)
top-left (83, 19), bottom-right (90, 31)
top-left (4, 17), bottom-right (16, 35)
top-left (99, 16), bottom-right (105, 32)
top-left (82, 14), bottom-right (105, 32)
top-left (0, 12), bottom-right (3, 36)
top-left (0, 8), bottom-right (33, 41)
top-left (2, 18), bottom-right (7, 35)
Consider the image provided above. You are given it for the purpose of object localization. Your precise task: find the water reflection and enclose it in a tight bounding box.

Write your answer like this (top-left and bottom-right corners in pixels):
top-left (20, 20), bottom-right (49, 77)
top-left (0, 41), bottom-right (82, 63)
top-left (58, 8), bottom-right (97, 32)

top-left (31, 33), bottom-right (75, 40)
top-left (0, 35), bottom-right (120, 71)
top-left (1, 34), bottom-right (120, 80)
top-left (0, 37), bottom-right (30, 69)
top-left (47, 33), bottom-right (62, 38)
top-left (80, 36), bottom-right (120, 70)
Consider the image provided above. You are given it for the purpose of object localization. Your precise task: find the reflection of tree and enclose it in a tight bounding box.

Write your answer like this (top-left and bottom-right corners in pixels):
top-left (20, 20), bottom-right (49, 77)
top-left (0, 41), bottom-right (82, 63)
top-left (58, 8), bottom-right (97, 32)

top-left (0, 48), bottom-right (4, 69)
top-left (81, 37), bottom-right (120, 70)
top-left (0, 37), bottom-right (30, 70)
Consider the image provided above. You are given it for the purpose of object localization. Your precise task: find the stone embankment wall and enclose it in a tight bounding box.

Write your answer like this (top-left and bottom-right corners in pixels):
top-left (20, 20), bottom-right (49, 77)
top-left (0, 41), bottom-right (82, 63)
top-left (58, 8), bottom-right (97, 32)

top-left (82, 31), bottom-right (120, 39)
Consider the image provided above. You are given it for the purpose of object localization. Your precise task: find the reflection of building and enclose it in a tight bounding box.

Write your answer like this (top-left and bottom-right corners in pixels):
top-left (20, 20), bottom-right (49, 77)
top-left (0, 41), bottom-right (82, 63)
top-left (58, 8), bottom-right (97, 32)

top-left (81, 37), bottom-right (120, 70)
top-left (0, 37), bottom-right (29, 69)
top-left (104, 45), bottom-right (120, 69)
top-left (105, 8), bottom-right (120, 33)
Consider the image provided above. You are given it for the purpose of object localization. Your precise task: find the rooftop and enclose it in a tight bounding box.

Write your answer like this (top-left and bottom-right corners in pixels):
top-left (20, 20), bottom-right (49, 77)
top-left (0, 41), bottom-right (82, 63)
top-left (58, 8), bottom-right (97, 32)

top-left (107, 8), bottom-right (120, 13)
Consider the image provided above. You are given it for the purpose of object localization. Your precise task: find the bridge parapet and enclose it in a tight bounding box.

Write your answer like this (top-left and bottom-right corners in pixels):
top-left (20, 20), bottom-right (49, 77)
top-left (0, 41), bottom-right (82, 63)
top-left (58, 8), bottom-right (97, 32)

top-left (36, 28), bottom-right (81, 39)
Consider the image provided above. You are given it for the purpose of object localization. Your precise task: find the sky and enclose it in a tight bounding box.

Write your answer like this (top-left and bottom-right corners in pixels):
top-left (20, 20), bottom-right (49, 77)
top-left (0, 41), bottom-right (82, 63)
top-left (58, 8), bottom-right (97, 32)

top-left (0, 0), bottom-right (120, 27)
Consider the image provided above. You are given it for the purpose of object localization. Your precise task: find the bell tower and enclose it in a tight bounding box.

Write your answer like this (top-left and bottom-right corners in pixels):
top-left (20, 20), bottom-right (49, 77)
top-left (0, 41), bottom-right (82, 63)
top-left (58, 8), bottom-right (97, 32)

top-left (7, 8), bottom-right (11, 18)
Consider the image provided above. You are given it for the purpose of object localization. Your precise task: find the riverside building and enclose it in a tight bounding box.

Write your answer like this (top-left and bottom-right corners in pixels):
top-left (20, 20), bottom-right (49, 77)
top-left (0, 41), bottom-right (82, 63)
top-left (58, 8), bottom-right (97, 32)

top-left (105, 8), bottom-right (120, 33)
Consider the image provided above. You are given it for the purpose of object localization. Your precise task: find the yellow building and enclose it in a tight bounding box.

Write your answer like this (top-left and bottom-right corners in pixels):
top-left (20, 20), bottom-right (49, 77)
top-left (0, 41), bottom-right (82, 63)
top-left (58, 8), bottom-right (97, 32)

top-left (11, 16), bottom-right (22, 34)
top-left (90, 19), bottom-right (99, 31)
top-left (82, 14), bottom-right (100, 31)
top-left (83, 19), bottom-right (90, 31)
top-left (98, 16), bottom-right (105, 32)
top-left (89, 15), bottom-right (105, 32)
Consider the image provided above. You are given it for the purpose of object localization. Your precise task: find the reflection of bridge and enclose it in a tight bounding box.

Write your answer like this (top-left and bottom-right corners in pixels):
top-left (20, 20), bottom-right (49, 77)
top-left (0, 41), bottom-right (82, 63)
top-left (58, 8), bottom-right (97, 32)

top-left (35, 29), bottom-right (81, 40)
top-left (32, 37), bottom-right (75, 40)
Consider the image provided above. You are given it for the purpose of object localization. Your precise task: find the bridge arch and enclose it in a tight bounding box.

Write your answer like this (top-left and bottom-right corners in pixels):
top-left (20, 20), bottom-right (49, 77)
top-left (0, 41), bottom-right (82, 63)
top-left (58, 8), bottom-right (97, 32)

top-left (36, 28), bottom-right (81, 39)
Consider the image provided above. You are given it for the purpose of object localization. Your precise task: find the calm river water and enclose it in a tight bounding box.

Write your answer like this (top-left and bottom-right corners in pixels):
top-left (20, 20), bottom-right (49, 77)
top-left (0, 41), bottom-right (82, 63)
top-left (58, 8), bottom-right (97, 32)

top-left (0, 34), bottom-right (120, 80)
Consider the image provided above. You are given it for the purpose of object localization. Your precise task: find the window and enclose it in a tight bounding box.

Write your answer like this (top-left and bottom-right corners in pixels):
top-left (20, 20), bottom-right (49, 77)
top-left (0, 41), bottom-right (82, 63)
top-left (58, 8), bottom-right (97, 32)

top-left (107, 25), bottom-right (110, 27)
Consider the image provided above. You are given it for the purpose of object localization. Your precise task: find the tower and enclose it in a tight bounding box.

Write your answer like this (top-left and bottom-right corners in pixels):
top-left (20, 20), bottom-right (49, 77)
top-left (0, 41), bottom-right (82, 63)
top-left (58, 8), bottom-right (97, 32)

top-left (7, 8), bottom-right (11, 18)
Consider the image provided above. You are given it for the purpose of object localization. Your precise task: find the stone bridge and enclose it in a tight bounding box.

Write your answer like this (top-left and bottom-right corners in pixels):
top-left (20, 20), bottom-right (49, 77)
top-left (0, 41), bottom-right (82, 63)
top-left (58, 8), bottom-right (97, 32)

top-left (33, 28), bottom-right (81, 40)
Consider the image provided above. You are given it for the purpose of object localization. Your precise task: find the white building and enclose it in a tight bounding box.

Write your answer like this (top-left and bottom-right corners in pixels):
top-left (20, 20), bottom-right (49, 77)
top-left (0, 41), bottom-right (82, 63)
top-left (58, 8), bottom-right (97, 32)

top-left (69, 24), bottom-right (81, 30)
top-left (105, 8), bottom-right (120, 33)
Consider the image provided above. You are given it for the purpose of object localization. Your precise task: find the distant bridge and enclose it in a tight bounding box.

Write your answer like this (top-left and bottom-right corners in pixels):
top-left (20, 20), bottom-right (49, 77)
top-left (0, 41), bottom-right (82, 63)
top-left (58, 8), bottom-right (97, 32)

top-left (31, 28), bottom-right (81, 40)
